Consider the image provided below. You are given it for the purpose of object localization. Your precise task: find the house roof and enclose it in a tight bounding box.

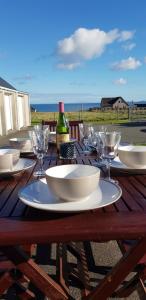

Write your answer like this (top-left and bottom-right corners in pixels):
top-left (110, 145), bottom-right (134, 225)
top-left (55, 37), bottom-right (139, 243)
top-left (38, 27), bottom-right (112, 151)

top-left (135, 103), bottom-right (146, 108)
top-left (101, 97), bottom-right (128, 107)
top-left (0, 77), bottom-right (16, 90)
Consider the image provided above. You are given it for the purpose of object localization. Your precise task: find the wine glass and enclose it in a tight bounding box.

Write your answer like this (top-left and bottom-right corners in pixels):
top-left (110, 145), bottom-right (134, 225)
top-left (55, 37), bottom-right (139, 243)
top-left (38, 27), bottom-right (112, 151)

top-left (99, 131), bottom-right (121, 183)
top-left (79, 124), bottom-right (94, 154)
top-left (29, 126), bottom-right (50, 177)
top-left (91, 132), bottom-right (105, 166)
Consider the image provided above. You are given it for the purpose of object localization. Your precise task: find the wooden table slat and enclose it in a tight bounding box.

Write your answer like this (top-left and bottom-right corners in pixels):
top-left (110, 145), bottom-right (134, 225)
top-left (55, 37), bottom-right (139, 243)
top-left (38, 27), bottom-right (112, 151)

top-left (114, 196), bottom-right (130, 212)
top-left (0, 166), bottom-right (35, 217)
top-left (118, 177), bottom-right (145, 211)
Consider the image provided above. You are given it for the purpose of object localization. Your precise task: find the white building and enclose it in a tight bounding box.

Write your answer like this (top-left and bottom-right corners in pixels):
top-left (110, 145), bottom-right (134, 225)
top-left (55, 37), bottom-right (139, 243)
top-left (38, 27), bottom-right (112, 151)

top-left (0, 77), bottom-right (30, 136)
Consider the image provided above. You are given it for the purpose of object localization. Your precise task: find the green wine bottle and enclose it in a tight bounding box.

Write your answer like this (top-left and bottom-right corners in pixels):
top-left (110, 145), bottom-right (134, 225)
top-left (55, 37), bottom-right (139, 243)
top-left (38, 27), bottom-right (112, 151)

top-left (56, 101), bottom-right (70, 151)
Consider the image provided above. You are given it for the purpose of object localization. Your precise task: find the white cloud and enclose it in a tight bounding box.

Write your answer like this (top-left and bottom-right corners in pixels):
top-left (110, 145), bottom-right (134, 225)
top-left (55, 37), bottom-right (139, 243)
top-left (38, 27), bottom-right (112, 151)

top-left (57, 62), bottom-right (81, 70)
top-left (112, 57), bottom-right (141, 70)
top-left (144, 56), bottom-right (146, 63)
top-left (118, 30), bottom-right (135, 41)
top-left (113, 78), bottom-right (127, 85)
top-left (123, 43), bottom-right (136, 51)
top-left (30, 92), bottom-right (99, 103)
top-left (56, 27), bottom-right (135, 70)
top-left (57, 28), bottom-right (119, 60)
top-left (13, 74), bottom-right (35, 85)
top-left (14, 74), bottom-right (35, 81)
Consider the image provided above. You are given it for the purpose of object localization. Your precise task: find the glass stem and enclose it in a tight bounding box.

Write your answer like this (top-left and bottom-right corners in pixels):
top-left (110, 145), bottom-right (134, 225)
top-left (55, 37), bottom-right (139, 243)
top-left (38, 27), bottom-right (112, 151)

top-left (97, 150), bottom-right (101, 162)
top-left (38, 154), bottom-right (44, 173)
top-left (106, 160), bottom-right (111, 180)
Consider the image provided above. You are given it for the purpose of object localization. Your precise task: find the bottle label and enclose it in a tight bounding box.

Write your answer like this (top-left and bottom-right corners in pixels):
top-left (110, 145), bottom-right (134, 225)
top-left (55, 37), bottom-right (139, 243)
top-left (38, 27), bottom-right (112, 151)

top-left (56, 133), bottom-right (70, 149)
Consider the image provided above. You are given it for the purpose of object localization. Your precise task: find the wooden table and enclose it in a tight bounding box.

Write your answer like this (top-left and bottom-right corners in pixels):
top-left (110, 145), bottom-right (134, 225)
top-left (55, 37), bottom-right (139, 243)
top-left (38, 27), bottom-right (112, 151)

top-left (0, 142), bottom-right (146, 299)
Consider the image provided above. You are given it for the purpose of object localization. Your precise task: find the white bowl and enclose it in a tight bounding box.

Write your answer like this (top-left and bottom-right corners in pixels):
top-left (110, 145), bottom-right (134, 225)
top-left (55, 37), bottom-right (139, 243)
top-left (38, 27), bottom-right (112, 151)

top-left (9, 138), bottom-right (32, 152)
top-left (0, 148), bottom-right (20, 170)
top-left (45, 164), bottom-right (100, 201)
top-left (118, 145), bottom-right (146, 169)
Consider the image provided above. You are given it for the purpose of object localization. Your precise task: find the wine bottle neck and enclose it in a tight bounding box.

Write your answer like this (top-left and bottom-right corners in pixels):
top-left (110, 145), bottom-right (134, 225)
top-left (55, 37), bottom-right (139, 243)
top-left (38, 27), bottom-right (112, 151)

top-left (59, 102), bottom-right (64, 113)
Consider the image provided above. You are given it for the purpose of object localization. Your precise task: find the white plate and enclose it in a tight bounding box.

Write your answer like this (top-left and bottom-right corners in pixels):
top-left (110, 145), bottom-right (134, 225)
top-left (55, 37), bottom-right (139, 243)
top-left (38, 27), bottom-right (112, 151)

top-left (18, 178), bottom-right (122, 212)
top-left (111, 157), bottom-right (146, 174)
top-left (0, 158), bottom-right (36, 176)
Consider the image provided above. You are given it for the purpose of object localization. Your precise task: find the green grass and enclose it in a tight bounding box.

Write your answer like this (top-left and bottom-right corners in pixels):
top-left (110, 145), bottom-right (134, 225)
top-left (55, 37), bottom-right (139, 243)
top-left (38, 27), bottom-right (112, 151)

top-left (31, 110), bottom-right (132, 125)
top-left (31, 108), bottom-right (146, 125)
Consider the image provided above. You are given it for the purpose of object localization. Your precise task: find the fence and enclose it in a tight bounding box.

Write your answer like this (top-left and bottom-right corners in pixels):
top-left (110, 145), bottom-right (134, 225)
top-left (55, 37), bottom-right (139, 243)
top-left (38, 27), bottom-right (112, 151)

top-left (31, 107), bottom-right (146, 125)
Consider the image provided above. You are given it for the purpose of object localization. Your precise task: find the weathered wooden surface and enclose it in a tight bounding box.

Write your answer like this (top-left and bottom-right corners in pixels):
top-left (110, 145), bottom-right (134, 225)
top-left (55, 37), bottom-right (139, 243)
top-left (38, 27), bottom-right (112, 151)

top-left (0, 142), bottom-right (145, 299)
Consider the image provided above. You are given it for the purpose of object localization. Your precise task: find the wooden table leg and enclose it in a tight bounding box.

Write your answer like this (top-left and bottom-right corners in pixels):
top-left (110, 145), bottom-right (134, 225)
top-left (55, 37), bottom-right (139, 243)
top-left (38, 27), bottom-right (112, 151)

top-left (0, 246), bottom-right (68, 300)
top-left (67, 242), bottom-right (91, 296)
top-left (83, 238), bottom-right (146, 300)
top-left (0, 271), bottom-right (14, 293)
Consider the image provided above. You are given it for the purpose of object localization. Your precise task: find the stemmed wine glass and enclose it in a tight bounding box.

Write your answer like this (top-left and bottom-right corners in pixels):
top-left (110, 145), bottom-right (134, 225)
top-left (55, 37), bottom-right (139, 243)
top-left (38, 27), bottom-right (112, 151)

top-left (79, 124), bottom-right (94, 154)
top-left (91, 132), bottom-right (105, 166)
top-left (99, 131), bottom-right (121, 184)
top-left (29, 126), bottom-right (50, 177)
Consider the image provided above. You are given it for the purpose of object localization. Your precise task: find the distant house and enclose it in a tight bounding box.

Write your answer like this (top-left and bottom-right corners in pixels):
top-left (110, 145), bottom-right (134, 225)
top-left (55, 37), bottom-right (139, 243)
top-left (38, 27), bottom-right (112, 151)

top-left (135, 103), bottom-right (146, 108)
top-left (0, 77), bottom-right (30, 135)
top-left (101, 97), bottom-right (129, 109)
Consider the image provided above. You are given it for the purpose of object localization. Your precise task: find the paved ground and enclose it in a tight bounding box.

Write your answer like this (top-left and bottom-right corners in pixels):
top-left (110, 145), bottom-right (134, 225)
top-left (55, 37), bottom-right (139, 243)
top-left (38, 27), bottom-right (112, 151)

top-left (1, 121), bottom-right (146, 146)
top-left (1, 121), bottom-right (146, 299)
top-left (95, 121), bottom-right (146, 144)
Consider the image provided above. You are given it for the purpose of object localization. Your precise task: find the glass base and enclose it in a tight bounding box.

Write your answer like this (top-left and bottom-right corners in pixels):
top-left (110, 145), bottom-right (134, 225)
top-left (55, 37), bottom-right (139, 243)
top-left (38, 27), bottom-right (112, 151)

top-left (33, 170), bottom-right (46, 177)
top-left (107, 178), bottom-right (119, 185)
top-left (82, 150), bottom-right (92, 155)
top-left (59, 155), bottom-right (76, 160)
top-left (94, 161), bottom-right (106, 167)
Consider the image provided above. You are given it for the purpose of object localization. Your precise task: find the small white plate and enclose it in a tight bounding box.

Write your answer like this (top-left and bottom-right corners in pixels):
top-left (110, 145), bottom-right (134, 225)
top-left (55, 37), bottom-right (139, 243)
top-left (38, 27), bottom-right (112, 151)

top-left (111, 157), bottom-right (146, 174)
top-left (18, 178), bottom-right (122, 212)
top-left (0, 158), bottom-right (36, 176)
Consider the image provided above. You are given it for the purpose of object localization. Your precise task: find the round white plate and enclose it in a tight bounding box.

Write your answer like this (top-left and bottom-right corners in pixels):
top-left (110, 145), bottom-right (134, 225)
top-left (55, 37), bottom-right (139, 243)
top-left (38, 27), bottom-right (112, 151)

top-left (18, 178), bottom-right (122, 212)
top-left (0, 158), bottom-right (36, 176)
top-left (111, 157), bottom-right (146, 174)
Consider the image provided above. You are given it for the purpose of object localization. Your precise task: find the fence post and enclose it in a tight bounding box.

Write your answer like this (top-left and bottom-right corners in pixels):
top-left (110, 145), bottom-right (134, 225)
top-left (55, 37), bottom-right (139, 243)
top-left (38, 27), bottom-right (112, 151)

top-left (117, 108), bottom-right (119, 120)
top-left (81, 104), bottom-right (83, 121)
top-left (128, 107), bottom-right (133, 121)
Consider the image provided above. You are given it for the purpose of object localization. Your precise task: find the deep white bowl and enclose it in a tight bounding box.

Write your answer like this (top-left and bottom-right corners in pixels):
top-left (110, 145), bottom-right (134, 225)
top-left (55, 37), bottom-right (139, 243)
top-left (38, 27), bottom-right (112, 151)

top-left (0, 148), bottom-right (20, 170)
top-left (45, 164), bottom-right (100, 201)
top-left (9, 138), bottom-right (32, 152)
top-left (118, 145), bottom-right (146, 169)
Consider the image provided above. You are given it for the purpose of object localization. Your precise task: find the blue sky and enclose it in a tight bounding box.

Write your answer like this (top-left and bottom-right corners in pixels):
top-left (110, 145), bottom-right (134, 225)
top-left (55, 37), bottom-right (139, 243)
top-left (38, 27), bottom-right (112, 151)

top-left (0, 0), bottom-right (146, 104)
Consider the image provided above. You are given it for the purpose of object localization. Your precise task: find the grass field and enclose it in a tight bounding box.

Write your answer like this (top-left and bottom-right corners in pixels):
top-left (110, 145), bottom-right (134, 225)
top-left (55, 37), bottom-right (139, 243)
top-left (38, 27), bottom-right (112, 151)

top-left (31, 108), bottom-right (146, 125)
top-left (31, 110), bottom-right (131, 125)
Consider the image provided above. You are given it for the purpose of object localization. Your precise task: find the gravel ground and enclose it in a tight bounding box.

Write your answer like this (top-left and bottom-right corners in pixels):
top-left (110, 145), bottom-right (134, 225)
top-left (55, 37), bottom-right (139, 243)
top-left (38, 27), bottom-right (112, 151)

top-left (0, 122), bottom-right (146, 299)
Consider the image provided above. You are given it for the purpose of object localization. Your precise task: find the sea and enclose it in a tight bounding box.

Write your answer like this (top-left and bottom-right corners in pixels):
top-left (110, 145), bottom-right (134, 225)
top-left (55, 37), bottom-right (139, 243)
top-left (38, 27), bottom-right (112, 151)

top-left (31, 103), bottom-right (100, 112)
